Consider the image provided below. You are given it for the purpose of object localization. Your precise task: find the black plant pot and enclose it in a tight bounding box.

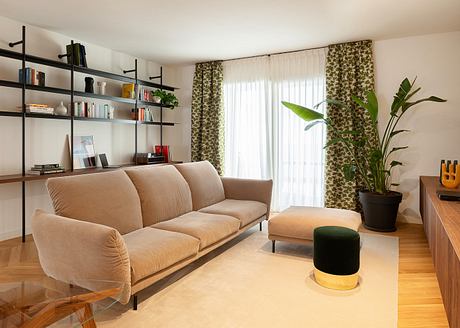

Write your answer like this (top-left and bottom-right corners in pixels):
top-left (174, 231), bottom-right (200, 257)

top-left (359, 191), bottom-right (402, 232)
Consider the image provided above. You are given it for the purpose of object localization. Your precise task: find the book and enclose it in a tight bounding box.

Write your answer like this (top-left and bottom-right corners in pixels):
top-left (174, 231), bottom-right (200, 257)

top-left (27, 168), bottom-right (65, 175)
top-left (33, 163), bottom-right (61, 169)
top-left (122, 84), bottom-right (136, 99)
top-left (80, 44), bottom-right (87, 68)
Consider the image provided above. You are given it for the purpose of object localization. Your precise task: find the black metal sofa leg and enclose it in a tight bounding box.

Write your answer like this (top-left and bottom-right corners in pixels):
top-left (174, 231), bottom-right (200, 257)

top-left (133, 294), bottom-right (138, 311)
top-left (272, 240), bottom-right (275, 253)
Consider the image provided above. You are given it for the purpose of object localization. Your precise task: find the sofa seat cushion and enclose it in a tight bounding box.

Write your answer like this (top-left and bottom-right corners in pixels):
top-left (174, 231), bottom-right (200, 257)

top-left (174, 161), bottom-right (225, 210)
top-left (124, 165), bottom-right (193, 226)
top-left (152, 212), bottom-right (240, 250)
top-left (199, 199), bottom-right (267, 228)
top-left (123, 228), bottom-right (200, 283)
top-left (47, 170), bottom-right (143, 235)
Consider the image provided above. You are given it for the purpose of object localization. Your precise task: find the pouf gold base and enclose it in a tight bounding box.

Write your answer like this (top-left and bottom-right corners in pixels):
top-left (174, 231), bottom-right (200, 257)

top-left (314, 268), bottom-right (359, 290)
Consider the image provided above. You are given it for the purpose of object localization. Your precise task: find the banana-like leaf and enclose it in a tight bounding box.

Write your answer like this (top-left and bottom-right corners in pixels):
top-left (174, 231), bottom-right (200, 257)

top-left (390, 129), bottom-right (410, 138)
top-left (388, 146), bottom-right (408, 155)
top-left (339, 130), bottom-right (361, 135)
top-left (282, 101), bottom-right (324, 121)
top-left (390, 160), bottom-right (403, 168)
top-left (352, 92), bottom-right (378, 124)
top-left (342, 164), bottom-right (357, 181)
top-left (304, 120), bottom-right (324, 131)
top-left (402, 96), bottom-right (447, 112)
top-left (390, 78), bottom-right (412, 115)
top-left (324, 138), bottom-right (342, 148)
top-left (313, 98), bottom-right (348, 110)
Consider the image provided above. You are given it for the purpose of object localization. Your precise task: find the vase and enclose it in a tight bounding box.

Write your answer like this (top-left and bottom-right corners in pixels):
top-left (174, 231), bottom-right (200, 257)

top-left (54, 101), bottom-right (67, 116)
top-left (85, 77), bottom-right (94, 93)
top-left (97, 81), bottom-right (107, 95)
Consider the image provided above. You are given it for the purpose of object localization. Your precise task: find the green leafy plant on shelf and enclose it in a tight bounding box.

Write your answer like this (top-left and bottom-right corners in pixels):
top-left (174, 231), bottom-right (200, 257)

top-left (282, 77), bottom-right (446, 194)
top-left (152, 89), bottom-right (179, 109)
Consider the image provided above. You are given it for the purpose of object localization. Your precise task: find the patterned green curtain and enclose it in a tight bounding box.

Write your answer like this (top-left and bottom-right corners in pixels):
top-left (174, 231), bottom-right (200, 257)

top-left (324, 40), bottom-right (378, 211)
top-left (191, 61), bottom-right (224, 174)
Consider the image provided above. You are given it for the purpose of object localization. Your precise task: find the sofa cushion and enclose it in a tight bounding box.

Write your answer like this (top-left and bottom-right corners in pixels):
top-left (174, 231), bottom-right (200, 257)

top-left (174, 161), bottom-right (225, 210)
top-left (199, 199), bottom-right (267, 227)
top-left (152, 212), bottom-right (240, 250)
top-left (47, 170), bottom-right (143, 234)
top-left (123, 228), bottom-right (200, 283)
top-left (125, 165), bottom-right (193, 226)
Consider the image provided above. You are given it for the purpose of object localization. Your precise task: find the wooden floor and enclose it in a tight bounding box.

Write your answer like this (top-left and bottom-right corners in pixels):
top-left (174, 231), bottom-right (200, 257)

top-left (0, 223), bottom-right (449, 327)
top-left (362, 223), bottom-right (449, 328)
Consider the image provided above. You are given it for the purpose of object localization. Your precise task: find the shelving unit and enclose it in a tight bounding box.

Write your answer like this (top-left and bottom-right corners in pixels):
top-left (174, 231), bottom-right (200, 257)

top-left (0, 26), bottom-right (178, 242)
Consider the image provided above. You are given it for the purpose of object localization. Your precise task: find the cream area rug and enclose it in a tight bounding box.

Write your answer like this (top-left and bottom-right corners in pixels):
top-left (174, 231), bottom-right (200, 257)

top-left (96, 230), bottom-right (399, 328)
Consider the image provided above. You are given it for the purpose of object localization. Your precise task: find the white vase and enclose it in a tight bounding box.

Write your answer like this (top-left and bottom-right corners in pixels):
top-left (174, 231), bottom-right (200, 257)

top-left (55, 101), bottom-right (67, 115)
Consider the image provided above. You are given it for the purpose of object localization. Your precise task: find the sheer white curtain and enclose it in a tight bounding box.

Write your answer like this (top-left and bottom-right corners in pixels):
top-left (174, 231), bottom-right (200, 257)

top-left (223, 49), bottom-right (327, 211)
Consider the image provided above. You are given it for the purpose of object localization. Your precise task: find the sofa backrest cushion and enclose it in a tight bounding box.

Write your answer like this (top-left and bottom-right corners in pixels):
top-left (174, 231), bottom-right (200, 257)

top-left (174, 161), bottom-right (225, 210)
top-left (124, 165), bottom-right (193, 225)
top-left (46, 170), bottom-right (143, 234)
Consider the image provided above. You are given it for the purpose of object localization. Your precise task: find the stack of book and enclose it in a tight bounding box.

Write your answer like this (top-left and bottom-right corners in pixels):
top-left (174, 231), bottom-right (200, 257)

top-left (18, 68), bottom-right (46, 86)
top-left (25, 104), bottom-right (54, 114)
top-left (28, 164), bottom-right (65, 176)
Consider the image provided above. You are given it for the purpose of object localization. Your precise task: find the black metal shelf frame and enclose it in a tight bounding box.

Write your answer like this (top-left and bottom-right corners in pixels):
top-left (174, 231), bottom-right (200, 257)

top-left (0, 47), bottom-right (177, 91)
top-left (1, 26), bottom-right (175, 242)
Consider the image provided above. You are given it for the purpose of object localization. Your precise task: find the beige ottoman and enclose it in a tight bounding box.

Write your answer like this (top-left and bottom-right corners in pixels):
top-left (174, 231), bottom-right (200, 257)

top-left (268, 206), bottom-right (361, 253)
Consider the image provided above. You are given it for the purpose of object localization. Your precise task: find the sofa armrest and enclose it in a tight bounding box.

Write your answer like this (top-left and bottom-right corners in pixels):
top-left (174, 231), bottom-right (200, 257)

top-left (220, 177), bottom-right (273, 217)
top-left (31, 209), bottom-right (132, 304)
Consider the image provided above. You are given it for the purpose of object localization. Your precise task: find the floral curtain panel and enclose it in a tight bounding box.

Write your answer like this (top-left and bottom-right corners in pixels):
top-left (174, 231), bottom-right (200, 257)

top-left (324, 40), bottom-right (378, 211)
top-left (191, 61), bottom-right (225, 174)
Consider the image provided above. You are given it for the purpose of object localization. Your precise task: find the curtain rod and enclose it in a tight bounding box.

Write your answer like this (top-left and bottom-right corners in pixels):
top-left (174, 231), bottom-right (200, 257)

top-left (197, 39), bottom-right (371, 64)
top-left (196, 44), bottom-right (327, 65)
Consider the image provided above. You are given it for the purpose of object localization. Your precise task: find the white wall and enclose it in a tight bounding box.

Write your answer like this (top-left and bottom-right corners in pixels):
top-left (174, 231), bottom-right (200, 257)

top-left (0, 16), bottom-right (192, 240)
top-left (374, 31), bottom-right (460, 223)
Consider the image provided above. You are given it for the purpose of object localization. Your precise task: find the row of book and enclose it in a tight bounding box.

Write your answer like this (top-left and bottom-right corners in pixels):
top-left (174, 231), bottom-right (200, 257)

top-left (74, 102), bottom-right (115, 119)
top-left (27, 163), bottom-right (65, 176)
top-left (18, 68), bottom-right (46, 86)
top-left (121, 84), bottom-right (160, 103)
top-left (131, 108), bottom-right (155, 122)
top-left (65, 43), bottom-right (88, 67)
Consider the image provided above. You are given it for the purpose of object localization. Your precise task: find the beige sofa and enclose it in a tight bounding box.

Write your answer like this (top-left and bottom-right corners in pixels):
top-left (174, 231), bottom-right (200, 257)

top-left (31, 161), bottom-right (272, 308)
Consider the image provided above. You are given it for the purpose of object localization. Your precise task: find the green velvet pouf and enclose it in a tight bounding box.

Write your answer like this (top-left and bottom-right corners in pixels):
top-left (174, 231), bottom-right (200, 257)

top-left (313, 226), bottom-right (360, 276)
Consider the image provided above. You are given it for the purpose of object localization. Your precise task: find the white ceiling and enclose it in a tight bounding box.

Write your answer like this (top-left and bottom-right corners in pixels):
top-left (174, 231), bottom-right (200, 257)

top-left (1, 0), bottom-right (459, 65)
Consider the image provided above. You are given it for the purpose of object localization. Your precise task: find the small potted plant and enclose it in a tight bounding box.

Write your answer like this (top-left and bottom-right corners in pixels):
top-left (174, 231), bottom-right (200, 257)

top-left (152, 89), bottom-right (179, 109)
top-left (282, 78), bottom-right (446, 232)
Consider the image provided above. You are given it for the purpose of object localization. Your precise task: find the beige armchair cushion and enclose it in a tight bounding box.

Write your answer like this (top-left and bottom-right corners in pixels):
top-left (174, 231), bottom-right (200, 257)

top-left (123, 228), bottom-right (200, 283)
top-left (47, 170), bottom-right (142, 235)
top-left (199, 199), bottom-right (267, 227)
top-left (31, 209), bottom-right (132, 304)
top-left (125, 165), bottom-right (193, 226)
top-left (153, 212), bottom-right (240, 250)
top-left (174, 161), bottom-right (225, 210)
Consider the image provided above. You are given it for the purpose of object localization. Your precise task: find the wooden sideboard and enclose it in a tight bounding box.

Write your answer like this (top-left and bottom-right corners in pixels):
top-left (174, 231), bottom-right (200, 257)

top-left (420, 176), bottom-right (460, 328)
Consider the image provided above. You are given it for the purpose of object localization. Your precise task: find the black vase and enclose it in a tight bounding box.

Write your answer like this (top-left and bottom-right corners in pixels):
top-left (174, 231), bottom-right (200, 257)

top-left (85, 77), bottom-right (94, 93)
top-left (359, 191), bottom-right (402, 232)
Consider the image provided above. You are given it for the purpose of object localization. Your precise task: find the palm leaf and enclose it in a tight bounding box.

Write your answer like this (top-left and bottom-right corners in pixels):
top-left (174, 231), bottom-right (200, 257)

top-left (282, 101), bottom-right (324, 121)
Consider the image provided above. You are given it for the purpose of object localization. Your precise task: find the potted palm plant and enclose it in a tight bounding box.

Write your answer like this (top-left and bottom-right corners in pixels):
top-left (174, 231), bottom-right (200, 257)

top-left (282, 78), bottom-right (446, 232)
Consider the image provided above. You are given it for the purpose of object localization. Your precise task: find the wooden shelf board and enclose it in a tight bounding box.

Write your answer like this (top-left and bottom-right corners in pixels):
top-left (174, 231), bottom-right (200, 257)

top-left (0, 164), bottom-right (172, 185)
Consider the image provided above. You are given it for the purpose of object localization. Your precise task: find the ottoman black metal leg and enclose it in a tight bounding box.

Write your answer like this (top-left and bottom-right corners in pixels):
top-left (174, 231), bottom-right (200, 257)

top-left (259, 222), bottom-right (262, 231)
top-left (272, 240), bottom-right (275, 253)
